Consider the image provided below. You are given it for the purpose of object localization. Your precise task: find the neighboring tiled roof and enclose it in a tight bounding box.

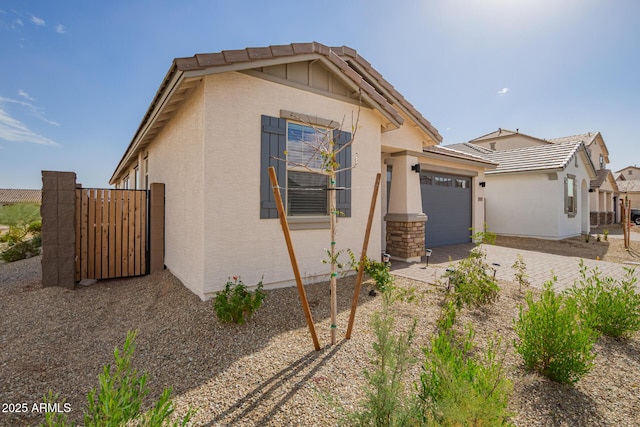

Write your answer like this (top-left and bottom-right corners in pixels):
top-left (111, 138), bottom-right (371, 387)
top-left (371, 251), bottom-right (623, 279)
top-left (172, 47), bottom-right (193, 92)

top-left (422, 145), bottom-right (498, 167)
top-left (617, 180), bottom-right (640, 193)
top-left (445, 142), bottom-right (494, 156)
top-left (590, 169), bottom-right (615, 190)
top-left (0, 189), bottom-right (42, 205)
top-left (485, 141), bottom-right (587, 175)
top-left (549, 132), bottom-right (598, 146)
top-left (446, 141), bottom-right (591, 175)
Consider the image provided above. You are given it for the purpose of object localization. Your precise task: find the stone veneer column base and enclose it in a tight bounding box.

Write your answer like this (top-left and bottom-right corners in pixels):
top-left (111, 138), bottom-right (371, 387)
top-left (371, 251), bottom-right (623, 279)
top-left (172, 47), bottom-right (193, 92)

top-left (384, 213), bottom-right (428, 262)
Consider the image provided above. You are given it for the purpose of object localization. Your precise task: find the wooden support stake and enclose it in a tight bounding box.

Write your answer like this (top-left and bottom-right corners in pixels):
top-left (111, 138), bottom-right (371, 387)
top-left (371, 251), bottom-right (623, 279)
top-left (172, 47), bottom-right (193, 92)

top-left (268, 167), bottom-right (321, 351)
top-left (346, 173), bottom-right (381, 339)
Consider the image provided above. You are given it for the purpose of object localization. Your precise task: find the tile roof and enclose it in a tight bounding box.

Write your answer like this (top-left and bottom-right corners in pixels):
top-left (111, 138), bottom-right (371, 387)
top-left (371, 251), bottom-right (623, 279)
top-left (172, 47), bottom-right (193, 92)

top-left (445, 142), bottom-right (494, 156)
top-left (446, 141), bottom-right (592, 175)
top-left (111, 42), bottom-right (443, 184)
top-left (173, 42), bottom-right (441, 142)
top-left (422, 145), bottom-right (498, 167)
top-left (0, 189), bottom-right (42, 205)
top-left (549, 132), bottom-right (599, 146)
top-left (590, 168), bottom-right (615, 190)
top-left (617, 180), bottom-right (640, 193)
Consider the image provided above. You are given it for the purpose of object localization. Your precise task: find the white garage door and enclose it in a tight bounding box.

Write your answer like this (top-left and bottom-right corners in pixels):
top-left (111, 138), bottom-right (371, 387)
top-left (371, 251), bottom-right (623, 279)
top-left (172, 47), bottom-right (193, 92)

top-left (420, 172), bottom-right (472, 247)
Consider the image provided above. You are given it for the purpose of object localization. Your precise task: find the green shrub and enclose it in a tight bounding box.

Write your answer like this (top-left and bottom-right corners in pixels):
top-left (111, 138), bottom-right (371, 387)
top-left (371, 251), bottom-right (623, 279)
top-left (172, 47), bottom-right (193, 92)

top-left (344, 289), bottom-right (419, 426)
top-left (418, 324), bottom-right (513, 426)
top-left (514, 279), bottom-right (596, 384)
top-left (361, 256), bottom-right (394, 293)
top-left (28, 220), bottom-right (42, 233)
top-left (568, 261), bottom-right (640, 338)
top-left (511, 254), bottom-right (529, 291)
top-left (31, 234), bottom-right (42, 248)
top-left (0, 202), bottom-right (41, 227)
top-left (214, 277), bottom-right (265, 324)
top-left (1, 240), bottom-right (40, 262)
top-left (40, 331), bottom-right (192, 427)
top-left (443, 247), bottom-right (500, 309)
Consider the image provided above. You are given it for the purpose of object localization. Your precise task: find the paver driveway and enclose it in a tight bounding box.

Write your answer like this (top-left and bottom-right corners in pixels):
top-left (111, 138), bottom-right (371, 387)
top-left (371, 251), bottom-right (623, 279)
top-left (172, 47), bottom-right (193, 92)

top-left (391, 243), bottom-right (640, 292)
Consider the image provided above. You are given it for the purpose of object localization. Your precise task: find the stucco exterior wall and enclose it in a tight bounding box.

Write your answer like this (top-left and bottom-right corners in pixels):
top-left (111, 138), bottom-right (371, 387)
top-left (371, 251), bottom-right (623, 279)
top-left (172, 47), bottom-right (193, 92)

top-left (144, 83), bottom-right (206, 298)
top-left (200, 72), bottom-right (382, 299)
top-left (485, 152), bottom-right (592, 240)
top-left (381, 112), bottom-right (430, 152)
top-left (485, 173), bottom-right (560, 239)
top-left (473, 134), bottom-right (548, 151)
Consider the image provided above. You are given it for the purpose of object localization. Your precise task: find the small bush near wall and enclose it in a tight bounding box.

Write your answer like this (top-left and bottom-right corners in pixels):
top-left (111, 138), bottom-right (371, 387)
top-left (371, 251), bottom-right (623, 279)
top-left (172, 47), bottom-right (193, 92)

top-left (214, 277), bottom-right (266, 324)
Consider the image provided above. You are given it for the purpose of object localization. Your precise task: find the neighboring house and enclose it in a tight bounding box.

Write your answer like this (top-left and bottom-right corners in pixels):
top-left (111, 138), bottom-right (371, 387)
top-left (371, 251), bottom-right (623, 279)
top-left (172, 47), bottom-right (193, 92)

top-left (449, 138), bottom-right (597, 240)
top-left (465, 129), bottom-right (618, 227)
top-left (616, 165), bottom-right (640, 181)
top-left (0, 189), bottom-right (42, 206)
top-left (109, 42), bottom-right (495, 300)
top-left (616, 166), bottom-right (640, 210)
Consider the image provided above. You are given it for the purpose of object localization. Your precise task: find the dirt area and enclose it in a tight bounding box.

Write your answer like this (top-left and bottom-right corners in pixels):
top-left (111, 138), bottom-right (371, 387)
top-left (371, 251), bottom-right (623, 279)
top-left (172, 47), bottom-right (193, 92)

top-left (494, 224), bottom-right (640, 265)
top-left (1, 246), bottom-right (640, 426)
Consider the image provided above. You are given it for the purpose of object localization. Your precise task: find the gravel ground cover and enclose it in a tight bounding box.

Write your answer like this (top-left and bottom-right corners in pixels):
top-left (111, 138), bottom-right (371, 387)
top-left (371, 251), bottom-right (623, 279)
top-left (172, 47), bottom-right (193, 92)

top-left (1, 254), bottom-right (639, 426)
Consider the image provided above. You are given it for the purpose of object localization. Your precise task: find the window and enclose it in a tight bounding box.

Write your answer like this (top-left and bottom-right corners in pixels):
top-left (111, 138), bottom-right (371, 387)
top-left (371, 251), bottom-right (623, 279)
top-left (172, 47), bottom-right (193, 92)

top-left (420, 174), bottom-right (432, 185)
top-left (565, 175), bottom-right (577, 216)
top-left (123, 175), bottom-right (130, 190)
top-left (260, 115), bottom-right (351, 220)
top-left (144, 155), bottom-right (149, 190)
top-left (286, 122), bottom-right (329, 216)
top-left (134, 165), bottom-right (140, 190)
top-left (435, 176), bottom-right (452, 187)
top-left (599, 154), bottom-right (605, 169)
top-left (455, 178), bottom-right (469, 188)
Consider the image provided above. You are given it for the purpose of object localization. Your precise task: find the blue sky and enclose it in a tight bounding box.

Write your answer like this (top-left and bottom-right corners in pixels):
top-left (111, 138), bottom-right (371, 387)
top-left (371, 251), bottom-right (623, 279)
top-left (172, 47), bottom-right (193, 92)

top-left (1, 0), bottom-right (639, 188)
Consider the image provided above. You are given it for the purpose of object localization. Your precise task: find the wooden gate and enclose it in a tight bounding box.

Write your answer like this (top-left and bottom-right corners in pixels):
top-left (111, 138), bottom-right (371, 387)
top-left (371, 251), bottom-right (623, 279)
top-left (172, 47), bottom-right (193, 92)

top-left (75, 188), bottom-right (148, 281)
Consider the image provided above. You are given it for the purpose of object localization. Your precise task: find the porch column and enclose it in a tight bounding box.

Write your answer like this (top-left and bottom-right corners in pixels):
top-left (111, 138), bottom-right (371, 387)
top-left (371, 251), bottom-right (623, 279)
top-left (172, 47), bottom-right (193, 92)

top-left (384, 154), bottom-right (427, 262)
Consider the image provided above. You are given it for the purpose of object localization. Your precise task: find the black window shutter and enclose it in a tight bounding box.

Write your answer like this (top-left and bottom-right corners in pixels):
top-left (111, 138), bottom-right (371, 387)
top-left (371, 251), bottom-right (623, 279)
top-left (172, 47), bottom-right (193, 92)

top-left (334, 129), bottom-right (352, 217)
top-left (260, 115), bottom-right (287, 218)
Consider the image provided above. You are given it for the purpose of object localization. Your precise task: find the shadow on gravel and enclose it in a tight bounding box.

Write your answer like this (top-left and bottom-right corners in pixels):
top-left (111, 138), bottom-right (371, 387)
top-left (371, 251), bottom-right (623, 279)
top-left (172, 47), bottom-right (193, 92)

top-left (518, 380), bottom-right (606, 426)
top-left (0, 261), bottom-right (375, 426)
top-left (204, 341), bottom-right (344, 426)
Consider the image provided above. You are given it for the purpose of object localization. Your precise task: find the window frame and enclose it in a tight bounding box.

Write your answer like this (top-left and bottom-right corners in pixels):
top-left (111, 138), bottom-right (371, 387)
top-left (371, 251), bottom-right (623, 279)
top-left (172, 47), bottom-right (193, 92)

top-left (285, 121), bottom-right (330, 218)
top-left (564, 174), bottom-right (577, 217)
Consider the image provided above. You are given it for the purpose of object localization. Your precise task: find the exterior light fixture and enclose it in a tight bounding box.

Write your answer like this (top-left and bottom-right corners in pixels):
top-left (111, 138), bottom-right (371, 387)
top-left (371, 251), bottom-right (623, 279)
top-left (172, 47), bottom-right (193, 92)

top-left (411, 164), bottom-right (421, 173)
top-left (479, 181), bottom-right (486, 187)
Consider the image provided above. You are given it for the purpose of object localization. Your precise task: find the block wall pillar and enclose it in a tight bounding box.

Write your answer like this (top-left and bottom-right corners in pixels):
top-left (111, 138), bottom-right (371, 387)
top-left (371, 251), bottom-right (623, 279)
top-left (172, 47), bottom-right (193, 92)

top-left (41, 171), bottom-right (76, 288)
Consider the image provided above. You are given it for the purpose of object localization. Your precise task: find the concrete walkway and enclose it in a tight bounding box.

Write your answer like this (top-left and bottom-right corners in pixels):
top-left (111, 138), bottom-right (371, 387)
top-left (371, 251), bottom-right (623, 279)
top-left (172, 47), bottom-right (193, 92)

top-left (391, 243), bottom-right (640, 292)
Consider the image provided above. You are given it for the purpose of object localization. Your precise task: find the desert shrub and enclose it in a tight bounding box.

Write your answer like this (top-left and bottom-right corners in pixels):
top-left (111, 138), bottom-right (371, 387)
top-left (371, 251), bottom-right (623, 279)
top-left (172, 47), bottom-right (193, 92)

top-left (214, 277), bottom-right (265, 324)
top-left (361, 256), bottom-right (394, 294)
top-left (1, 240), bottom-right (40, 262)
top-left (568, 261), bottom-right (640, 338)
top-left (511, 254), bottom-right (530, 291)
top-left (31, 234), bottom-right (42, 248)
top-left (443, 247), bottom-right (500, 309)
top-left (418, 323), bottom-right (513, 426)
top-left (514, 279), bottom-right (596, 384)
top-left (0, 202), bottom-right (41, 227)
top-left (28, 220), bottom-right (42, 233)
top-left (344, 289), bottom-right (419, 426)
top-left (40, 331), bottom-right (192, 427)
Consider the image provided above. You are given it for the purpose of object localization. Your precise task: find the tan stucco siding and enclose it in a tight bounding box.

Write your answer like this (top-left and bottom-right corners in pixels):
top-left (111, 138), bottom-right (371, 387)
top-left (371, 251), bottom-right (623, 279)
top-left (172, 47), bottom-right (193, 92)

top-left (474, 134), bottom-right (548, 151)
top-left (145, 83), bottom-right (206, 298)
top-left (381, 111), bottom-right (429, 153)
top-left (200, 72), bottom-right (382, 298)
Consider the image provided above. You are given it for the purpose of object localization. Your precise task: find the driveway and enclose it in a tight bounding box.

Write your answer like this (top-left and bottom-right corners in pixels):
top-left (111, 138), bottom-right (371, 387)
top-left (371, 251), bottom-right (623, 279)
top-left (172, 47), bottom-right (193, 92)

top-left (391, 242), bottom-right (640, 292)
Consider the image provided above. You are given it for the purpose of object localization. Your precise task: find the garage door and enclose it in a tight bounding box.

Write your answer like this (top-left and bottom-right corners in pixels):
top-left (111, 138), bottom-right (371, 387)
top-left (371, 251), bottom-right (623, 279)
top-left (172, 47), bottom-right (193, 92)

top-left (420, 172), bottom-right (472, 247)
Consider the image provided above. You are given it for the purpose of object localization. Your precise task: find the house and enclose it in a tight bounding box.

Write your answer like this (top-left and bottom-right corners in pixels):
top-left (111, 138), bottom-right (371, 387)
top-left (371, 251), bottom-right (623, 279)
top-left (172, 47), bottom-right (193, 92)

top-left (549, 132), bottom-right (618, 226)
top-left (109, 42), bottom-right (495, 300)
top-left (449, 135), bottom-right (597, 240)
top-left (463, 129), bottom-right (618, 227)
top-left (0, 189), bottom-right (42, 207)
top-left (616, 166), bottom-right (640, 210)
